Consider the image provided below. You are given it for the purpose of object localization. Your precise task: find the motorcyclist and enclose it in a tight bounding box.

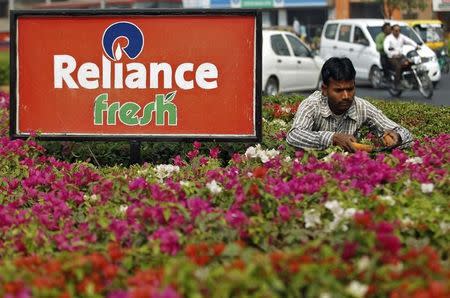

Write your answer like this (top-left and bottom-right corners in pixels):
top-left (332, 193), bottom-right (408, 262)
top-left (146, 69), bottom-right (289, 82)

top-left (375, 23), bottom-right (391, 79)
top-left (383, 24), bottom-right (418, 90)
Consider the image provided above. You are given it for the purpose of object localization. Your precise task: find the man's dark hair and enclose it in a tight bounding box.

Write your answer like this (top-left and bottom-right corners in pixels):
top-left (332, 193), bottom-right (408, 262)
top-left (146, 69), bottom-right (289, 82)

top-left (321, 57), bottom-right (356, 85)
top-left (382, 23), bottom-right (391, 31)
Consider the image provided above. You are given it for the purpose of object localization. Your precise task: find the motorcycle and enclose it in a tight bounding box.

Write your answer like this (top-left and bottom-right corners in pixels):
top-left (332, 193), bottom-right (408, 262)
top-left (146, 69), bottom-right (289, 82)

top-left (436, 47), bottom-right (449, 74)
top-left (381, 49), bottom-right (433, 99)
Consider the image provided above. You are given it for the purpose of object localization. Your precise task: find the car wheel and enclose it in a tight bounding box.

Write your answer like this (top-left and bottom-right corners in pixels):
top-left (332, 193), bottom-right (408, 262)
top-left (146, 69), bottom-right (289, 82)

top-left (369, 66), bottom-right (383, 89)
top-left (265, 77), bottom-right (279, 96)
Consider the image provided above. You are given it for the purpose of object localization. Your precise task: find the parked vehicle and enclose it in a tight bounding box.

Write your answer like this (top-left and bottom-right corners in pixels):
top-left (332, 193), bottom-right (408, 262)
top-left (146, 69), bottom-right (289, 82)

top-left (381, 49), bottom-right (433, 99)
top-left (320, 19), bottom-right (441, 88)
top-left (405, 20), bottom-right (449, 74)
top-left (263, 30), bottom-right (324, 95)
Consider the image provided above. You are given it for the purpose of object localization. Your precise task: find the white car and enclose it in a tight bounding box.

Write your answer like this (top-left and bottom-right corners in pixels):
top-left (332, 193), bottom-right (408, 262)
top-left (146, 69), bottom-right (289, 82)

top-left (319, 19), bottom-right (441, 88)
top-left (263, 30), bottom-right (324, 95)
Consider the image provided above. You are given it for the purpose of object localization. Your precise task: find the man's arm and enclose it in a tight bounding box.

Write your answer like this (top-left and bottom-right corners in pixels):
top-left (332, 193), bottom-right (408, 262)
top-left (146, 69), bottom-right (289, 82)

top-left (402, 34), bottom-right (418, 48)
top-left (375, 34), bottom-right (384, 52)
top-left (366, 102), bottom-right (413, 147)
top-left (286, 100), bottom-right (334, 150)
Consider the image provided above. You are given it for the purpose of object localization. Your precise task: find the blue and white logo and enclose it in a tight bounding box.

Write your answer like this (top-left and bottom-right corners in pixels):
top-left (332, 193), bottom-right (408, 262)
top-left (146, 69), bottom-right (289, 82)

top-left (102, 22), bottom-right (144, 61)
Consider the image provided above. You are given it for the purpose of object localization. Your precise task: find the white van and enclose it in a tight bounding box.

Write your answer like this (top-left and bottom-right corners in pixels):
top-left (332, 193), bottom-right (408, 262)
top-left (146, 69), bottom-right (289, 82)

top-left (319, 19), bottom-right (441, 88)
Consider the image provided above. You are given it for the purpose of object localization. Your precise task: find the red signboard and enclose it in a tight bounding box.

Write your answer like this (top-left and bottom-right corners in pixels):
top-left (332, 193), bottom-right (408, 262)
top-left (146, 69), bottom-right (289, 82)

top-left (11, 10), bottom-right (262, 141)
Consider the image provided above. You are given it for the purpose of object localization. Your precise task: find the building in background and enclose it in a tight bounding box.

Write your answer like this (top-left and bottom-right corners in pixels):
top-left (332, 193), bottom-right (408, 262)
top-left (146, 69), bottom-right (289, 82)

top-left (0, 0), bottom-right (447, 41)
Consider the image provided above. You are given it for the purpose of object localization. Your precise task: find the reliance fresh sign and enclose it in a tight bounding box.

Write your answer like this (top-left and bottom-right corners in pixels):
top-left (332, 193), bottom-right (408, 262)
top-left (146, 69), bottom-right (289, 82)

top-left (11, 11), bottom-right (262, 141)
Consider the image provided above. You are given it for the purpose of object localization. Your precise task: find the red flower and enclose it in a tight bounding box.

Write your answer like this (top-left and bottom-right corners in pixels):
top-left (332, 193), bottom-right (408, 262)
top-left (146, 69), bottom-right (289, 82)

top-left (213, 243), bottom-right (225, 256)
top-left (354, 211), bottom-right (373, 228)
top-left (108, 242), bottom-right (124, 262)
top-left (248, 183), bottom-right (260, 197)
top-left (377, 233), bottom-right (401, 255)
top-left (230, 259), bottom-right (245, 271)
top-left (253, 166), bottom-right (268, 179)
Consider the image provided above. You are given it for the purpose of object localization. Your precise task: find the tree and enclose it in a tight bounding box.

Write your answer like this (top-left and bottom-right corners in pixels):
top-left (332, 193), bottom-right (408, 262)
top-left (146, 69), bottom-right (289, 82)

top-left (379, 0), bottom-right (428, 19)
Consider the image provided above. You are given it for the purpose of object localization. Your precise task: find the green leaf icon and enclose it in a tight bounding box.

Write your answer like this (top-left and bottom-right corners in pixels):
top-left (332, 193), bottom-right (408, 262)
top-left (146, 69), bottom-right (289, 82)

top-left (165, 91), bottom-right (177, 103)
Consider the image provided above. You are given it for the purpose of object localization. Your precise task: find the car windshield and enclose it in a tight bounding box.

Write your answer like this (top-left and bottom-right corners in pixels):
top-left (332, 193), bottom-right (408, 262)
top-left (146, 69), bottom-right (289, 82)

top-left (367, 25), bottom-right (423, 44)
top-left (414, 26), bottom-right (444, 43)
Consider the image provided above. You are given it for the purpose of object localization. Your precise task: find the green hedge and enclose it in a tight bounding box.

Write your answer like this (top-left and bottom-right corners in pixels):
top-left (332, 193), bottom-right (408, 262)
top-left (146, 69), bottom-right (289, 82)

top-left (39, 95), bottom-right (450, 166)
top-left (0, 51), bottom-right (9, 85)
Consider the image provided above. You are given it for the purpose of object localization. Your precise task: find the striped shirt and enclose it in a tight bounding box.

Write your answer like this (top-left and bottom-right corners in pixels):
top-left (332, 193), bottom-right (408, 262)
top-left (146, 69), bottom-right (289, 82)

top-left (286, 91), bottom-right (413, 150)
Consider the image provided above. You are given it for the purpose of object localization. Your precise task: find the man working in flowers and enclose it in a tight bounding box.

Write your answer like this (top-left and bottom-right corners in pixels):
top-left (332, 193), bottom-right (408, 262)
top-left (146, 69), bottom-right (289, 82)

top-left (286, 57), bottom-right (412, 152)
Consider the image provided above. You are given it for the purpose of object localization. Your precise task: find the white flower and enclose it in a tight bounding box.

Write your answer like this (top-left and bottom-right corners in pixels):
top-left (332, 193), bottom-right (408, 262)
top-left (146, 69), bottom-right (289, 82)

top-left (281, 106), bottom-right (291, 113)
top-left (272, 119), bottom-right (287, 127)
top-left (179, 180), bottom-right (191, 187)
top-left (390, 262), bottom-right (404, 273)
top-left (245, 144), bottom-right (279, 163)
top-left (265, 149), bottom-right (280, 159)
top-left (304, 209), bottom-right (322, 229)
top-left (245, 145), bottom-right (258, 158)
top-left (325, 200), bottom-right (343, 215)
top-left (401, 217), bottom-right (414, 226)
top-left (345, 208), bottom-right (357, 218)
top-left (258, 151), bottom-right (270, 163)
top-left (346, 281), bottom-right (369, 298)
top-left (357, 256), bottom-right (371, 272)
top-left (322, 152), bottom-right (335, 162)
top-left (406, 157), bottom-right (423, 164)
top-left (84, 194), bottom-right (99, 203)
top-left (325, 201), bottom-right (357, 231)
top-left (379, 195), bottom-right (395, 206)
top-left (421, 183), bottom-right (434, 193)
top-left (440, 222), bottom-right (450, 233)
top-left (119, 204), bottom-right (128, 215)
top-left (284, 156), bottom-right (291, 162)
top-left (155, 164), bottom-right (180, 181)
top-left (206, 180), bottom-right (222, 194)
top-left (319, 293), bottom-right (332, 298)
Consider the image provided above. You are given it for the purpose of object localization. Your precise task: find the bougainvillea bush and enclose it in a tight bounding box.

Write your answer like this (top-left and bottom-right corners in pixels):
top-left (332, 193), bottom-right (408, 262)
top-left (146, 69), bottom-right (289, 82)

top-left (0, 91), bottom-right (449, 298)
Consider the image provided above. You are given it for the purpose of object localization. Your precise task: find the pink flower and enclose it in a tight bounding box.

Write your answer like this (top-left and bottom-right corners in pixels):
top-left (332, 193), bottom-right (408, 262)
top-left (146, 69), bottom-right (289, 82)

top-left (186, 149), bottom-right (199, 160)
top-left (187, 198), bottom-right (211, 219)
top-left (377, 233), bottom-right (401, 255)
top-left (173, 155), bottom-right (186, 167)
top-left (376, 221), bottom-right (394, 234)
top-left (152, 228), bottom-right (180, 256)
top-left (209, 147), bottom-right (220, 158)
top-left (199, 156), bottom-right (209, 166)
top-left (225, 209), bottom-right (249, 228)
top-left (231, 153), bottom-right (242, 164)
top-left (193, 141), bottom-right (201, 149)
top-left (109, 219), bottom-right (129, 242)
top-left (129, 177), bottom-right (148, 191)
top-left (342, 241), bottom-right (359, 261)
top-left (277, 205), bottom-right (291, 222)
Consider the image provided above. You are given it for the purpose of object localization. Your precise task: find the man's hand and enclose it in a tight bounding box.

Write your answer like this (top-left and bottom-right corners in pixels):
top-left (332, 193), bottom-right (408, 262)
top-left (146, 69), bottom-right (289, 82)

top-left (382, 130), bottom-right (401, 146)
top-left (332, 133), bottom-right (357, 152)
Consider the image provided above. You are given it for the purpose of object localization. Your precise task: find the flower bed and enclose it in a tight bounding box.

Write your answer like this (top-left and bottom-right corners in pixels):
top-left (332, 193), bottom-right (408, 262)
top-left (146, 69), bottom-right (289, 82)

top-left (0, 91), bottom-right (449, 297)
